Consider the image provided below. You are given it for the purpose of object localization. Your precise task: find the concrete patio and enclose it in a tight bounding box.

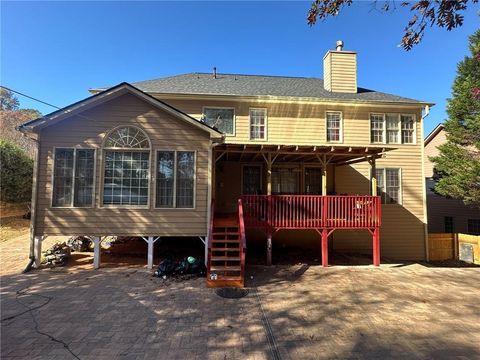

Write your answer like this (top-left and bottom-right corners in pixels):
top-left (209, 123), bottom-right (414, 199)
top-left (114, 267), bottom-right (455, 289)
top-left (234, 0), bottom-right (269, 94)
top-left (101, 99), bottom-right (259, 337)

top-left (1, 252), bottom-right (479, 359)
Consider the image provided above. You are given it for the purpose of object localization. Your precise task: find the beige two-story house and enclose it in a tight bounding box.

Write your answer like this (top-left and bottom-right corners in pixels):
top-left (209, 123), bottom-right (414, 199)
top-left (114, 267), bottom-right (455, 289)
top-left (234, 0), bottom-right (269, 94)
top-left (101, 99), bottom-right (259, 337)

top-left (20, 42), bottom-right (433, 287)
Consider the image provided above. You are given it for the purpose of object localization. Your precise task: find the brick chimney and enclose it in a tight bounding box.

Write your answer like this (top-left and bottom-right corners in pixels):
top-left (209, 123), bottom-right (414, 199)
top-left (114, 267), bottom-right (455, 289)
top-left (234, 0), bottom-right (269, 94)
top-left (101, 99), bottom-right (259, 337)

top-left (323, 40), bottom-right (357, 93)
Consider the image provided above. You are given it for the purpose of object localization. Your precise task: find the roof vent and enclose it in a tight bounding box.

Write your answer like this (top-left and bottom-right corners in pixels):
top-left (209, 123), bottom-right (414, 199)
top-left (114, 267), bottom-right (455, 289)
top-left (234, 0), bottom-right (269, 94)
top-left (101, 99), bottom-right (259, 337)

top-left (213, 67), bottom-right (217, 79)
top-left (336, 40), bottom-right (344, 51)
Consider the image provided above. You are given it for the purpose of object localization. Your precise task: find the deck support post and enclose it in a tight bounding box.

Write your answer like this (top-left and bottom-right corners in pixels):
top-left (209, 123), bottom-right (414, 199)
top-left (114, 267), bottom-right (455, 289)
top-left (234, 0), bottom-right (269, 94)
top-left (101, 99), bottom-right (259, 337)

top-left (147, 236), bottom-right (154, 269)
top-left (266, 230), bottom-right (272, 266)
top-left (93, 236), bottom-right (102, 269)
top-left (33, 236), bottom-right (43, 268)
top-left (373, 228), bottom-right (380, 266)
top-left (321, 229), bottom-right (328, 267)
top-left (369, 157), bottom-right (377, 196)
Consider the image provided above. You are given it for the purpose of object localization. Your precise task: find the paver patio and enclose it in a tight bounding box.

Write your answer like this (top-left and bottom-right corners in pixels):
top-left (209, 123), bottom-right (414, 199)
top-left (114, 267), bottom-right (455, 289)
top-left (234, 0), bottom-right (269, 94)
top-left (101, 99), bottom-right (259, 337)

top-left (1, 235), bottom-right (480, 359)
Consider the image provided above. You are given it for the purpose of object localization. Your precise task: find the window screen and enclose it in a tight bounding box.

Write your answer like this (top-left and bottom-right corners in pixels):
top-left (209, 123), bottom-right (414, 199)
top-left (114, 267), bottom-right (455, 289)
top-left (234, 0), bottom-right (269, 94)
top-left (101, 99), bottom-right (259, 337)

top-left (176, 151), bottom-right (195, 208)
top-left (103, 151), bottom-right (149, 206)
top-left (326, 112), bottom-right (341, 142)
top-left (52, 149), bottom-right (75, 206)
top-left (203, 108), bottom-right (235, 135)
top-left (156, 151), bottom-right (175, 207)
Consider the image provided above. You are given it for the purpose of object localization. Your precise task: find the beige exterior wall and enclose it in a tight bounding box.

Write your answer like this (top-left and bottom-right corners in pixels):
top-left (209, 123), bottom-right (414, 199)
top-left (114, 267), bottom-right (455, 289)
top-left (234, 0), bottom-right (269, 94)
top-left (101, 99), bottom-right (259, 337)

top-left (35, 93), bottom-right (211, 237)
top-left (158, 96), bottom-right (427, 260)
top-left (424, 128), bottom-right (479, 234)
top-left (323, 51), bottom-right (357, 93)
top-left (424, 128), bottom-right (446, 178)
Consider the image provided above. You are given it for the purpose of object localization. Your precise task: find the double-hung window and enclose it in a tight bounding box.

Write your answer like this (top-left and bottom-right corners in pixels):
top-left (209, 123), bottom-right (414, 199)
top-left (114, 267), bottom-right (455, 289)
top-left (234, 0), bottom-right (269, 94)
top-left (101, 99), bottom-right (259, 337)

top-left (250, 108), bottom-right (267, 140)
top-left (371, 113), bottom-right (416, 144)
top-left (52, 148), bottom-right (95, 207)
top-left (386, 114), bottom-right (399, 143)
top-left (375, 168), bottom-right (401, 204)
top-left (401, 115), bottom-right (415, 144)
top-left (102, 126), bottom-right (150, 206)
top-left (326, 111), bottom-right (342, 142)
top-left (202, 107), bottom-right (235, 135)
top-left (370, 114), bottom-right (385, 143)
top-left (156, 151), bottom-right (195, 208)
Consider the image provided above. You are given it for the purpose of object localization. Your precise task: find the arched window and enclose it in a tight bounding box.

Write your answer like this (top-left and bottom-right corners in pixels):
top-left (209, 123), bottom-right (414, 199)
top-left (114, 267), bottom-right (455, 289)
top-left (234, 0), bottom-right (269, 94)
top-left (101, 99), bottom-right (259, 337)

top-left (103, 126), bottom-right (151, 206)
top-left (104, 126), bottom-right (150, 149)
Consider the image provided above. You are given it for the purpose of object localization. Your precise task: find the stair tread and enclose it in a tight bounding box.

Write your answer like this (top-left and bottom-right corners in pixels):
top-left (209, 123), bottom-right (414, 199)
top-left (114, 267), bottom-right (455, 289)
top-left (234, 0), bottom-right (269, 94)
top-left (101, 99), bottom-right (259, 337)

top-left (212, 232), bottom-right (239, 235)
top-left (210, 276), bottom-right (242, 281)
top-left (211, 256), bottom-right (241, 261)
top-left (212, 247), bottom-right (240, 251)
top-left (210, 266), bottom-right (241, 271)
top-left (211, 239), bottom-right (240, 243)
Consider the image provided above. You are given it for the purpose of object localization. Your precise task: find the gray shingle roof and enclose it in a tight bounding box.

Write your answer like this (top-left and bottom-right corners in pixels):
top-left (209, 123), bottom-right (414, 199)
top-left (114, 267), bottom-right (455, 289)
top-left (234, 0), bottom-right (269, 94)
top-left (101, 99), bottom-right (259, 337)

top-left (121, 73), bottom-right (428, 104)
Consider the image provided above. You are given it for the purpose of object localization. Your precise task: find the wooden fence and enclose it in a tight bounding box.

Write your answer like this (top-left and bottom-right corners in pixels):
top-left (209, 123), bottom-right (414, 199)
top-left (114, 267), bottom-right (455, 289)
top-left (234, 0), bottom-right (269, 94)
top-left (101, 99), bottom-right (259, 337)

top-left (428, 233), bottom-right (480, 264)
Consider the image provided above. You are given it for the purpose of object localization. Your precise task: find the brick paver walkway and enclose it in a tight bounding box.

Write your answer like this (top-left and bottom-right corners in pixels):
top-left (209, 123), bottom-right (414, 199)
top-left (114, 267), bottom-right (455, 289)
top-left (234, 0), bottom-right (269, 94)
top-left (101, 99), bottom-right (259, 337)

top-left (1, 236), bottom-right (480, 359)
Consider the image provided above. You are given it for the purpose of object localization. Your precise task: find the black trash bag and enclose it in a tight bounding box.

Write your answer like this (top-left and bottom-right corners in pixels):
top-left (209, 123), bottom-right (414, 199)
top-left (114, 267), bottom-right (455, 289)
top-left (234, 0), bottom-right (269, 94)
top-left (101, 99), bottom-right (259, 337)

top-left (189, 258), bottom-right (206, 275)
top-left (174, 259), bottom-right (190, 274)
top-left (154, 259), bottom-right (177, 277)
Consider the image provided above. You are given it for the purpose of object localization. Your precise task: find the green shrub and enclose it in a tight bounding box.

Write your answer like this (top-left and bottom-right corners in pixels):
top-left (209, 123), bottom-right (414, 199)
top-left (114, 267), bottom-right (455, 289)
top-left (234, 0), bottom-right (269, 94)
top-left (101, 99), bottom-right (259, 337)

top-left (0, 140), bottom-right (33, 202)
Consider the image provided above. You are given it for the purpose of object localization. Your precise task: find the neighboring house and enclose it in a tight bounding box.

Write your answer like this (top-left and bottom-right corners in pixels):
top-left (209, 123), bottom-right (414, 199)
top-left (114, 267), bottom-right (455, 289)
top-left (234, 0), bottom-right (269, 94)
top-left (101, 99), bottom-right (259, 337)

top-left (424, 124), bottom-right (480, 235)
top-left (19, 41), bottom-right (433, 287)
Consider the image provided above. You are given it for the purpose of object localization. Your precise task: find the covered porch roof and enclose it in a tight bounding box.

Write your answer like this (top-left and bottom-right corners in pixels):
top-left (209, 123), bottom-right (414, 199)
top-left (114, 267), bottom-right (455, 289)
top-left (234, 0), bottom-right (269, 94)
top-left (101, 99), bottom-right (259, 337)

top-left (214, 143), bottom-right (396, 166)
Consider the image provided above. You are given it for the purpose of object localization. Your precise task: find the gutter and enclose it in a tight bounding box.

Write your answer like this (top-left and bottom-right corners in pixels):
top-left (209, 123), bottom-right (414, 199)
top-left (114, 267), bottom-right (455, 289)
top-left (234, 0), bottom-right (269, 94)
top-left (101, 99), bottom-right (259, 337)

top-left (420, 105), bottom-right (430, 261)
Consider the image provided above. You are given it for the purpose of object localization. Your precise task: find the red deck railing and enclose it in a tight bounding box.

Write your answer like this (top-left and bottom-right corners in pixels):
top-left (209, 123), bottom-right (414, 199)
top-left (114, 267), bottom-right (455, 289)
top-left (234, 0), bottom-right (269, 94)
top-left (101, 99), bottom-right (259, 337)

top-left (241, 195), bottom-right (381, 230)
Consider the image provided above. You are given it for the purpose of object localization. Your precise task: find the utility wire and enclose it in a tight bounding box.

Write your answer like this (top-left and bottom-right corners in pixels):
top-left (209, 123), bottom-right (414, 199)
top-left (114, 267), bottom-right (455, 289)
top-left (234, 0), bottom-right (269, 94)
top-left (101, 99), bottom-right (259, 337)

top-left (1, 85), bottom-right (61, 110)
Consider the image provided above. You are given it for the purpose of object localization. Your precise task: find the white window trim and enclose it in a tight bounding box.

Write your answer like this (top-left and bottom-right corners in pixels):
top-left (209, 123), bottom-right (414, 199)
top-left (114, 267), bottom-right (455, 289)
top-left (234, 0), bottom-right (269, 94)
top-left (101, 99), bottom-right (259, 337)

top-left (400, 113), bottom-right (417, 145)
top-left (154, 150), bottom-right (197, 209)
top-left (102, 124), bottom-right (152, 150)
top-left (249, 107), bottom-right (268, 141)
top-left (51, 147), bottom-right (97, 209)
top-left (241, 163), bottom-right (263, 195)
top-left (369, 113), bottom-right (386, 144)
top-left (325, 111), bottom-right (343, 143)
top-left (370, 113), bottom-right (417, 145)
top-left (202, 106), bottom-right (236, 137)
top-left (386, 113), bottom-right (400, 144)
top-left (373, 167), bottom-right (403, 205)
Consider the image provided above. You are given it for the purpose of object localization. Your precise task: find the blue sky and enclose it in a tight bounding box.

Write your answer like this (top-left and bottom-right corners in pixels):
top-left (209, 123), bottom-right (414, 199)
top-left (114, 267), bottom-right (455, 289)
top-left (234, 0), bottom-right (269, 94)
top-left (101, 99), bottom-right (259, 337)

top-left (1, 1), bottom-right (479, 135)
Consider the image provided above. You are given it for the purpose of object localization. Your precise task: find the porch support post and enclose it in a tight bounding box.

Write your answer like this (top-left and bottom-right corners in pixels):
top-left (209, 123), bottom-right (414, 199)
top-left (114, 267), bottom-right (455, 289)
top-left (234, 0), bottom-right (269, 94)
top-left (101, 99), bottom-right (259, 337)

top-left (266, 230), bottom-right (272, 266)
top-left (369, 157), bottom-right (377, 196)
top-left (33, 236), bottom-right (43, 268)
top-left (147, 236), bottom-right (154, 269)
top-left (266, 152), bottom-right (272, 195)
top-left (373, 228), bottom-right (380, 266)
top-left (317, 154), bottom-right (328, 196)
top-left (93, 236), bottom-right (102, 269)
top-left (321, 229), bottom-right (328, 267)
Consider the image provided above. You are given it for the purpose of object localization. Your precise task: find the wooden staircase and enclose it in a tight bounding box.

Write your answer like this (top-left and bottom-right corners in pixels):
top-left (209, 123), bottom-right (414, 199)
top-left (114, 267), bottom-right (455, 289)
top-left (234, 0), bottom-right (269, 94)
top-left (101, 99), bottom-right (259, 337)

top-left (207, 200), bottom-right (246, 288)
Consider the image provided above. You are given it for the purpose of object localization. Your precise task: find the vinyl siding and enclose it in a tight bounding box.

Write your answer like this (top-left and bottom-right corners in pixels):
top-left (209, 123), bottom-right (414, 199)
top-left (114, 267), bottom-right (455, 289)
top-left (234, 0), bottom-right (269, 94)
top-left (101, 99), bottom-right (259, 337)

top-left (323, 51), bottom-right (357, 93)
top-left (35, 93), bottom-right (210, 237)
top-left (424, 128), bottom-right (446, 178)
top-left (159, 97), bottom-right (427, 260)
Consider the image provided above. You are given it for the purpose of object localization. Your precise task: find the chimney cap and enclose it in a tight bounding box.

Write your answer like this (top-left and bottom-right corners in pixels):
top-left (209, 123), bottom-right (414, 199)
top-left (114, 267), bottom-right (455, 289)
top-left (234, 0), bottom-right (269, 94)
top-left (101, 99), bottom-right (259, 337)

top-left (336, 40), bottom-right (344, 51)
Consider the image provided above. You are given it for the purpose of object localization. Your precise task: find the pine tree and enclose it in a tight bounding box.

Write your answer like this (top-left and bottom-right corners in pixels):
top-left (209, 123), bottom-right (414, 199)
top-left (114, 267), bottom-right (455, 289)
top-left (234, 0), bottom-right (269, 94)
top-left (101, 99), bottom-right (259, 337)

top-left (431, 29), bottom-right (480, 207)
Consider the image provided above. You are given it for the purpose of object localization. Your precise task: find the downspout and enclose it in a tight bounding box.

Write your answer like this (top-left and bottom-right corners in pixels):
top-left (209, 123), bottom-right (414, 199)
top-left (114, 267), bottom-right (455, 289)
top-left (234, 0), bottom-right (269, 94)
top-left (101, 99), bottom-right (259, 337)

top-left (420, 105), bottom-right (430, 261)
top-left (17, 127), bottom-right (40, 272)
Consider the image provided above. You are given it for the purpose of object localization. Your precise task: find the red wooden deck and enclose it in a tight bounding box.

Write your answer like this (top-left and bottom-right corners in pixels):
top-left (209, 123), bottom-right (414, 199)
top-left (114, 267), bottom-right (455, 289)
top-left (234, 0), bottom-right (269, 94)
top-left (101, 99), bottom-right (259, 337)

top-left (240, 195), bottom-right (381, 267)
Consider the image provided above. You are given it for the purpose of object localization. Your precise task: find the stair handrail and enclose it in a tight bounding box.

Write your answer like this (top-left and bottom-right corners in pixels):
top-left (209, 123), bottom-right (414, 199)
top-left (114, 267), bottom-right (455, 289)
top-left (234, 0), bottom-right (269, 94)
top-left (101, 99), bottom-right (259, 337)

top-left (238, 198), bottom-right (247, 285)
